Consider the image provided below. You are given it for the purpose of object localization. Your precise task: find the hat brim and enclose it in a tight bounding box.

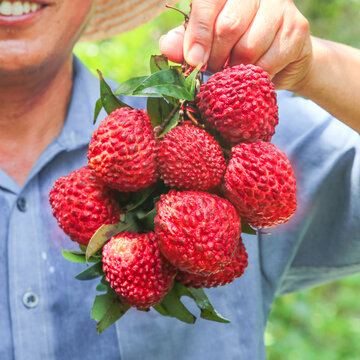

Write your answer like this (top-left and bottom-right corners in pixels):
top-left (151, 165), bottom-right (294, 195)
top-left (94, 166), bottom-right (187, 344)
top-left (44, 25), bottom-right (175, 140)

top-left (82, 0), bottom-right (179, 42)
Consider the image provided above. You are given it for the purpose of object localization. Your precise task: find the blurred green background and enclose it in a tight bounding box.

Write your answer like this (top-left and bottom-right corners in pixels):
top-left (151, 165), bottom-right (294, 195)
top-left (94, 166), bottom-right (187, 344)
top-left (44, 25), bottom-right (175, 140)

top-left (74, 1), bottom-right (360, 359)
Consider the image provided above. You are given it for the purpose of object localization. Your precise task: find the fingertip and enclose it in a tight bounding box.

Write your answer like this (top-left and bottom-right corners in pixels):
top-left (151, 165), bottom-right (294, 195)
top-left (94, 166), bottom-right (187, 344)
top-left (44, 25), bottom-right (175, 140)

top-left (185, 43), bottom-right (209, 67)
top-left (159, 26), bottom-right (185, 64)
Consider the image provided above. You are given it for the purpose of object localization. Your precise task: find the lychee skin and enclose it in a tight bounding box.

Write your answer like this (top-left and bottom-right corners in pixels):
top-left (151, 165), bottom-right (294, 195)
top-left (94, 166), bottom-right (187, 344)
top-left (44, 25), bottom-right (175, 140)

top-left (102, 232), bottom-right (177, 307)
top-left (49, 166), bottom-right (122, 245)
top-left (176, 240), bottom-right (248, 288)
top-left (195, 64), bottom-right (278, 145)
top-left (223, 141), bottom-right (297, 228)
top-left (155, 191), bottom-right (241, 275)
top-left (88, 107), bottom-right (158, 192)
top-left (158, 123), bottom-right (226, 191)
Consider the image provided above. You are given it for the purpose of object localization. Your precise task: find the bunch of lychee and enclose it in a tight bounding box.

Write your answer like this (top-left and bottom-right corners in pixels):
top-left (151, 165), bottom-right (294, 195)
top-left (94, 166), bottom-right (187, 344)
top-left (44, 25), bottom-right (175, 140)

top-left (49, 63), bottom-right (296, 309)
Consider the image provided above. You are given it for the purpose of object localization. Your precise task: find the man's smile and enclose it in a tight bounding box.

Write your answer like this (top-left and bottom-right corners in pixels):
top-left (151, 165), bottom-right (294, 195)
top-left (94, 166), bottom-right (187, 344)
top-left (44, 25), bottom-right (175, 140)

top-left (0, 1), bottom-right (47, 17)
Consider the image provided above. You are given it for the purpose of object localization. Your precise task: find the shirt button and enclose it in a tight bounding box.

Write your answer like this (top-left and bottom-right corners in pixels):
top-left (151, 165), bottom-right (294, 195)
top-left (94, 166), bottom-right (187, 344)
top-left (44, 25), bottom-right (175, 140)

top-left (23, 292), bottom-right (39, 309)
top-left (17, 197), bottom-right (28, 212)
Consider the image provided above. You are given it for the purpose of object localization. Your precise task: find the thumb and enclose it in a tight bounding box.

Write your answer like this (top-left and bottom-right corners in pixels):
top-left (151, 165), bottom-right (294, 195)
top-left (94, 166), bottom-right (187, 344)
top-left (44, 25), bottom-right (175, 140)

top-left (159, 26), bottom-right (185, 64)
top-left (184, 0), bottom-right (227, 66)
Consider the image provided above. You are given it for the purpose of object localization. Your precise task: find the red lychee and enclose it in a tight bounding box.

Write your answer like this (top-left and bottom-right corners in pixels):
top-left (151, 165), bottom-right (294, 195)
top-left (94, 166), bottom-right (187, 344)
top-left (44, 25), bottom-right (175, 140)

top-left (88, 107), bottom-right (158, 192)
top-left (154, 190), bottom-right (241, 275)
top-left (49, 166), bottom-right (122, 245)
top-left (176, 240), bottom-right (248, 288)
top-left (223, 141), bottom-right (297, 228)
top-left (195, 64), bottom-right (278, 145)
top-left (102, 232), bottom-right (177, 307)
top-left (157, 123), bottom-right (226, 191)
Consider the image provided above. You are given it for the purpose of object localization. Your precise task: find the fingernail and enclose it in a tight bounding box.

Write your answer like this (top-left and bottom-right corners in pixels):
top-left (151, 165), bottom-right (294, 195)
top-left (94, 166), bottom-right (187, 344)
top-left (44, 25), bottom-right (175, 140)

top-left (186, 44), bottom-right (207, 66)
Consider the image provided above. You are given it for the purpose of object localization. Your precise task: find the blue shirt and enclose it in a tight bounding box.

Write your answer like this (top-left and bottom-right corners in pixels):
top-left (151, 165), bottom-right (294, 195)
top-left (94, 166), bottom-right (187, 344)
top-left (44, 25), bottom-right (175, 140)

top-left (1, 57), bottom-right (360, 360)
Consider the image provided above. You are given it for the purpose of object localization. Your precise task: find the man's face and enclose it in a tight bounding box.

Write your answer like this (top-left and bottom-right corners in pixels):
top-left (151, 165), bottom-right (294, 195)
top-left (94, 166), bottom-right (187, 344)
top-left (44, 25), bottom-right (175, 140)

top-left (0, 0), bottom-right (94, 76)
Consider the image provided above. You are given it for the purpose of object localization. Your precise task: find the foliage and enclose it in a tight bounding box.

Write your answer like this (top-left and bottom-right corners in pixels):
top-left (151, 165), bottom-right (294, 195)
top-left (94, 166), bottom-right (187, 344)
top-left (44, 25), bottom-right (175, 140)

top-left (266, 274), bottom-right (360, 360)
top-left (75, 1), bottom-right (189, 84)
top-left (74, 0), bottom-right (360, 85)
top-left (74, 0), bottom-right (360, 356)
top-left (295, 0), bottom-right (360, 48)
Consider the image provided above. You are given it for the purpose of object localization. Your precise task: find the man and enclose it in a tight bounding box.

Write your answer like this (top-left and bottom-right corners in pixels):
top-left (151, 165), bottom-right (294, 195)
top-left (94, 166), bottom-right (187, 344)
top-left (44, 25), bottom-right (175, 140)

top-left (0, 0), bottom-right (359, 359)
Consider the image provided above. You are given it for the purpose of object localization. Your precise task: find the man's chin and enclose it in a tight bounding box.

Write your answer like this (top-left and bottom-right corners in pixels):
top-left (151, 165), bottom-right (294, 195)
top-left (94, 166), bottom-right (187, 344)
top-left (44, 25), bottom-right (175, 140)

top-left (0, 45), bottom-right (54, 84)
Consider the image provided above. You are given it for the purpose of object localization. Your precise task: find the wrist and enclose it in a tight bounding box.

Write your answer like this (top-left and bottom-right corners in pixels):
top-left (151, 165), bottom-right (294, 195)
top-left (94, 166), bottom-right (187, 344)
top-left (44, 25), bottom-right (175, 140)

top-left (290, 37), bottom-right (337, 100)
top-left (286, 37), bottom-right (360, 130)
top-left (289, 36), bottom-right (318, 95)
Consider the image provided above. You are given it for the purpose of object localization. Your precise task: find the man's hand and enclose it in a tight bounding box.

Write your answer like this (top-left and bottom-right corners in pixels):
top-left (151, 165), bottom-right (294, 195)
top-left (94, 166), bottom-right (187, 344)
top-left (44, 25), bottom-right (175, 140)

top-left (160, 0), bottom-right (312, 91)
top-left (160, 0), bottom-right (360, 131)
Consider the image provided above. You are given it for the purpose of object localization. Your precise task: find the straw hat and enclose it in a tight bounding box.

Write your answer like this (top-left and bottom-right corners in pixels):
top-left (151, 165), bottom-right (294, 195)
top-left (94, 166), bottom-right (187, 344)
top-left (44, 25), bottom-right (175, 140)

top-left (82, 0), bottom-right (179, 41)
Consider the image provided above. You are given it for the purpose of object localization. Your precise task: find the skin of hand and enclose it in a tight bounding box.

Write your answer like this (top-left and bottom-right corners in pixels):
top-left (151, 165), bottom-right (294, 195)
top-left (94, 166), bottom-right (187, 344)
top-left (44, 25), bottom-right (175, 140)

top-left (160, 0), bottom-right (312, 91)
top-left (160, 0), bottom-right (360, 132)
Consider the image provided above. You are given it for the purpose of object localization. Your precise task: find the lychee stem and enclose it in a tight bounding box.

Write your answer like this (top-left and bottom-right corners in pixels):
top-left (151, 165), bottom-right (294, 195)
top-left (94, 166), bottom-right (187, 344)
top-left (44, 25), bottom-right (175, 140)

top-left (165, 3), bottom-right (189, 22)
top-left (96, 69), bottom-right (104, 81)
top-left (154, 105), bottom-right (181, 137)
top-left (186, 110), bottom-right (205, 129)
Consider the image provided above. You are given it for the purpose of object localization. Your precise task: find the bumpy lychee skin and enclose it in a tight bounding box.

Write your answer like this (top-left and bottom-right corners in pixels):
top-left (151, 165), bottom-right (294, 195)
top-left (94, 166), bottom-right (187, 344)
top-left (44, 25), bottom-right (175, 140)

top-left (155, 191), bottom-right (241, 275)
top-left (88, 107), bottom-right (158, 192)
top-left (176, 240), bottom-right (248, 288)
top-left (195, 64), bottom-right (278, 145)
top-left (158, 123), bottom-right (226, 191)
top-left (102, 232), bottom-right (177, 307)
top-left (49, 166), bottom-right (122, 245)
top-left (223, 141), bottom-right (297, 228)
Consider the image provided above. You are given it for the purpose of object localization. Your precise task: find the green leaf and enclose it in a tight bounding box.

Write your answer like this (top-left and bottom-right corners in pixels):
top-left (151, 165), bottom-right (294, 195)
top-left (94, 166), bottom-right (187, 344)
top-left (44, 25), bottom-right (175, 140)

top-left (241, 218), bottom-right (257, 235)
top-left (78, 244), bottom-right (87, 252)
top-left (178, 285), bottom-right (230, 323)
top-left (124, 186), bottom-right (156, 212)
top-left (62, 249), bottom-right (100, 264)
top-left (152, 195), bottom-right (161, 205)
top-left (93, 98), bottom-right (103, 124)
top-left (173, 282), bottom-right (196, 298)
top-left (91, 290), bottom-right (131, 334)
top-left (98, 70), bottom-right (130, 115)
top-left (96, 283), bottom-right (109, 292)
top-left (137, 208), bottom-right (157, 231)
top-left (75, 261), bottom-right (104, 281)
top-left (86, 221), bottom-right (133, 261)
top-left (96, 277), bottom-right (110, 292)
top-left (115, 76), bottom-right (148, 96)
top-left (147, 97), bottom-right (172, 128)
top-left (150, 55), bottom-right (169, 73)
top-left (123, 212), bottom-right (141, 232)
top-left (153, 303), bottom-right (172, 317)
top-left (133, 69), bottom-right (193, 100)
top-left (170, 65), bottom-right (183, 73)
top-left (115, 69), bottom-right (193, 100)
top-left (62, 249), bottom-right (87, 263)
top-left (164, 96), bottom-right (179, 106)
top-left (159, 286), bottom-right (196, 324)
top-left (185, 64), bottom-right (202, 97)
top-left (157, 109), bottom-right (180, 138)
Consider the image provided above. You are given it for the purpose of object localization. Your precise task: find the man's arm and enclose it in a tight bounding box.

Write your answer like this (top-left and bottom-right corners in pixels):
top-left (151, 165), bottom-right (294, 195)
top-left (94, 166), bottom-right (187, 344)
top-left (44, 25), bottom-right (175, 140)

top-left (295, 37), bottom-right (360, 132)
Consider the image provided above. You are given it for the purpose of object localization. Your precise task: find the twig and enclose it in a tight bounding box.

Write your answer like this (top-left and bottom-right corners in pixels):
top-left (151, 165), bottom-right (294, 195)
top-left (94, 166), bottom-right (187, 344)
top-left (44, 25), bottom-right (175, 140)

top-left (186, 110), bottom-right (205, 128)
top-left (154, 105), bottom-right (181, 137)
top-left (165, 3), bottom-right (189, 22)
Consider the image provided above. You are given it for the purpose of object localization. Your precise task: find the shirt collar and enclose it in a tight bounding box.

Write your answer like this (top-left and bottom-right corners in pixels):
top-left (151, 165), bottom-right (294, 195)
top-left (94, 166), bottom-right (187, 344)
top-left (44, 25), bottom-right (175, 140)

top-left (0, 56), bottom-right (105, 194)
top-left (56, 56), bottom-right (106, 151)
